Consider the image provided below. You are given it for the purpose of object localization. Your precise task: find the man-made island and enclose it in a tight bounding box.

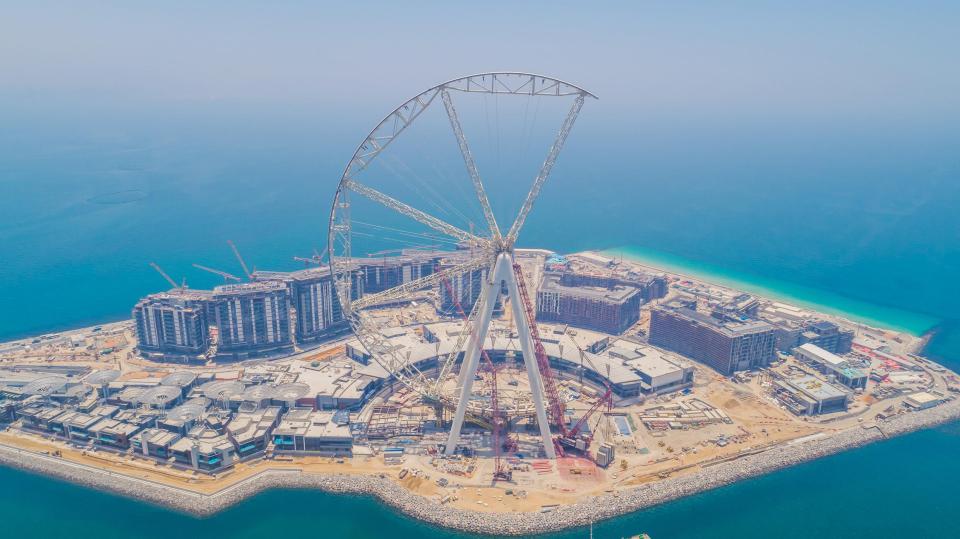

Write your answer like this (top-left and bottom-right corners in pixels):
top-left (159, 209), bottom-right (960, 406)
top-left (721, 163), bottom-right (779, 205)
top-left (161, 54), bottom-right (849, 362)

top-left (1, 250), bottom-right (957, 535)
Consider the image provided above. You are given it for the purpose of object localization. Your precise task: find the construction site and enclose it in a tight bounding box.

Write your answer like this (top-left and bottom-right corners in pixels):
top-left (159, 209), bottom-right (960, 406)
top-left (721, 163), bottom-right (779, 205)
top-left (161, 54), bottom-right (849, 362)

top-left (2, 246), bottom-right (957, 515)
top-left (1, 73), bottom-right (958, 521)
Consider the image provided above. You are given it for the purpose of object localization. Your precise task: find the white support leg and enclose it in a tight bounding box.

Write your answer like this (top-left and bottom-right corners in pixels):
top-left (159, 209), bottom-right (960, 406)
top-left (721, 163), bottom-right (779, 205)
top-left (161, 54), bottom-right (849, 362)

top-left (500, 255), bottom-right (556, 458)
top-left (444, 252), bottom-right (557, 459)
top-left (444, 268), bottom-right (500, 456)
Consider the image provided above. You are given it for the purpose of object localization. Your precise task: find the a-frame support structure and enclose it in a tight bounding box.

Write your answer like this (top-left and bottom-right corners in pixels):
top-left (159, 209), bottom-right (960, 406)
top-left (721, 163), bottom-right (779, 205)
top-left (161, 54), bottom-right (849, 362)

top-left (444, 252), bottom-right (557, 458)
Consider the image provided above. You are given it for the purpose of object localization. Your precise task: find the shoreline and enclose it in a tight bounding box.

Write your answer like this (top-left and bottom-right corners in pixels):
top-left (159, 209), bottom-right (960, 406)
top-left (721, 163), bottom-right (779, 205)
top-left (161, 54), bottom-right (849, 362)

top-left (3, 398), bottom-right (960, 536)
top-left (2, 251), bottom-right (957, 535)
top-left (601, 246), bottom-right (940, 337)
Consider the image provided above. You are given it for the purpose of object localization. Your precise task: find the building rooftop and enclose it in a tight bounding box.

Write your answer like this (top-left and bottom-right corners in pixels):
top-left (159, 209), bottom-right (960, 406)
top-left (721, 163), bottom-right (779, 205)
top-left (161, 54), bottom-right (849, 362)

top-left (89, 418), bottom-right (140, 437)
top-left (274, 409), bottom-right (352, 440)
top-left (782, 375), bottom-right (850, 402)
top-left (539, 273), bottom-right (640, 303)
top-left (227, 406), bottom-right (280, 444)
top-left (212, 281), bottom-right (288, 296)
top-left (657, 302), bottom-right (775, 337)
top-left (140, 428), bottom-right (180, 447)
top-left (797, 343), bottom-right (846, 366)
top-left (346, 320), bottom-right (691, 391)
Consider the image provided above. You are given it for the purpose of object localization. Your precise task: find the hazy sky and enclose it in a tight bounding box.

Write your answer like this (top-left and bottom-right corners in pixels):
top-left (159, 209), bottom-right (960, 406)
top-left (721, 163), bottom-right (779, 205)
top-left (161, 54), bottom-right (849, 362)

top-left (3, 2), bottom-right (958, 127)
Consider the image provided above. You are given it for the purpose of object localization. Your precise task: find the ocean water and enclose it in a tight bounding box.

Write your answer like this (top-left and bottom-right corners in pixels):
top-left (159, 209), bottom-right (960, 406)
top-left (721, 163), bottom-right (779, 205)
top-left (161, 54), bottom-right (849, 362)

top-left (2, 101), bottom-right (960, 537)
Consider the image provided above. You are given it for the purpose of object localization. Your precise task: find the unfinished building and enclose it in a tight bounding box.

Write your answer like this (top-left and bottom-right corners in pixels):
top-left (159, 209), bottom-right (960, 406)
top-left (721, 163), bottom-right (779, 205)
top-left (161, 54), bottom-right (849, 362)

top-left (133, 291), bottom-right (211, 362)
top-left (773, 374), bottom-right (851, 415)
top-left (536, 272), bottom-right (642, 334)
top-left (207, 281), bottom-right (293, 360)
top-left (649, 302), bottom-right (776, 375)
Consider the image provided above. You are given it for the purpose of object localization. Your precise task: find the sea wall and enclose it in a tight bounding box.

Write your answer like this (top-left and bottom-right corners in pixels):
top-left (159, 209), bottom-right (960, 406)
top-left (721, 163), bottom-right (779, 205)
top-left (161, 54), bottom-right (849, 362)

top-left (2, 398), bottom-right (959, 536)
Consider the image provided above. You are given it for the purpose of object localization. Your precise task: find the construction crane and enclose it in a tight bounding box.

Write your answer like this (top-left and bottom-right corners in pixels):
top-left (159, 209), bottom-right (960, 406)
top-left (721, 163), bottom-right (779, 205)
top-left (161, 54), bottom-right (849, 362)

top-left (226, 240), bottom-right (253, 280)
top-left (294, 247), bottom-right (328, 267)
top-left (558, 325), bottom-right (614, 454)
top-left (368, 245), bottom-right (442, 258)
top-left (149, 262), bottom-right (185, 293)
top-left (440, 271), bottom-right (511, 482)
top-left (512, 262), bottom-right (612, 458)
top-left (192, 263), bottom-right (242, 282)
top-left (511, 264), bottom-right (566, 424)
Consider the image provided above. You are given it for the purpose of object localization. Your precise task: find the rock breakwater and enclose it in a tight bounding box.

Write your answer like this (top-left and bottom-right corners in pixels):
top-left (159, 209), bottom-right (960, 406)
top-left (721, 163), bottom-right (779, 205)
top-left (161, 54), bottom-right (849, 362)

top-left (1, 398), bottom-right (958, 536)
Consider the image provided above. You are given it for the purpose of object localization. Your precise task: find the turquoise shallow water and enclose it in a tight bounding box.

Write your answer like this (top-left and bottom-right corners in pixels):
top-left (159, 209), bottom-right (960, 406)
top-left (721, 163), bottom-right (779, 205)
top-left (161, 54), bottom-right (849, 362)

top-left (603, 245), bottom-right (939, 336)
top-left (2, 102), bottom-right (959, 537)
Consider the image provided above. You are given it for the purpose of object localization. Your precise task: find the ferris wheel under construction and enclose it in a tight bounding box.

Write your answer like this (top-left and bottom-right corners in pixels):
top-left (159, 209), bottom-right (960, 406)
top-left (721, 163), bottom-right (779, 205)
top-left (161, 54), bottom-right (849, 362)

top-left (327, 73), bottom-right (608, 476)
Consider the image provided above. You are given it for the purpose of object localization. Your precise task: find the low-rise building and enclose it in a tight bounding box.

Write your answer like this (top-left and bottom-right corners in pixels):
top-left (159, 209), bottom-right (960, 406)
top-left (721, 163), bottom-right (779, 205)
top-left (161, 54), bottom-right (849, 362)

top-left (603, 342), bottom-right (694, 395)
top-left (134, 428), bottom-right (181, 459)
top-left (272, 409), bottom-right (353, 455)
top-left (226, 406), bottom-right (281, 458)
top-left (773, 375), bottom-right (851, 415)
top-left (89, 418), bottom-right (142, 449)
top-left (60, 411), bottom-right (103, 443)
top-left (794, 343), bottom-right (867, 389)
top-left (905, 391), bottom-right (946, 410)
top-left (16, 405), bottom-right (65, 432)
top-left (0, 400), bottom-right (14, 423)
top-left (170, 429), bottom-right (237, 472)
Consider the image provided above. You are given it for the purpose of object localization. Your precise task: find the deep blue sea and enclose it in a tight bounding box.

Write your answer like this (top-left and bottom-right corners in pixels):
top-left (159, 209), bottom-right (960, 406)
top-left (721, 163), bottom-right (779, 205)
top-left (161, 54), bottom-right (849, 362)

top-left (1, 100), bottom-right (959, 537)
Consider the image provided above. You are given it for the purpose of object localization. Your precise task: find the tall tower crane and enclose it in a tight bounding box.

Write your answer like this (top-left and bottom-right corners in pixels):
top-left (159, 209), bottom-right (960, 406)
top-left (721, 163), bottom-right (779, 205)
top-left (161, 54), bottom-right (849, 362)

top-left (192, 263), bottom-right (242, 282)
top-left (511, 262), bottom-right (612, 457)
top-left (511, 264), bottom-right (566, 425)
top-left (149, 262), bottom-right (186, 293)
top-left (294, 247), bottom-right (328, 267)
top-left (226, 240), bottom-right (254, 280)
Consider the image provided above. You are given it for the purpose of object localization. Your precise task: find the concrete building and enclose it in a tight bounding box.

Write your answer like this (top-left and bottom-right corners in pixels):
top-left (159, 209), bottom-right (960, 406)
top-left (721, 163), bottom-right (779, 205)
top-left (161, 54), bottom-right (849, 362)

top-left (226, 406), bottom-right (281, 458)
top-left (760, 303), bottom-right (855, 354)
top-left (596, 441), bottom-right (615, 468)
top-left (89, 418), bottom-right (142, 449)
top-left (794, 343), bottom-right (868, 389)
top-left (905, 391), bottom-right (947, 410)
top-left (0, 400), bottom-right (14, 423)
top-left (602, 341), bottom-right (695, 395)
top-left (288, 268), bottom-right (348, 344)
top-left (799, 320), bottom-right (854, 354)
top-left (649, 303), bottom-right (777, 375)
top-left (170, 429), bottom-right (237, 472)
top-left (134, 428), bottom-right (181, 459)
top-left (555, 269), bottom-right (668, 303)
top-left (357, 253), bottom-right (439, 295)
top-left (133, 292), bottom-right (211, 361)
top-left (292, 361), bottom-right (381, 410)
top-left (272, 409), bottom-right (353, 455)
top-left (17, 406), bottom-right (66, 433)
top-left (773, 375), bottom-right (851, 415)
top-left (537, 272), bottom-right (642, 334)
top-left (345, 321), bottom-right (692, 399)
top-left (207, 282), bottom-right (293, 359)
top-left (438, 263), bottom-right (486, 314)
top-left (60, 411), bottom-right (103, 443)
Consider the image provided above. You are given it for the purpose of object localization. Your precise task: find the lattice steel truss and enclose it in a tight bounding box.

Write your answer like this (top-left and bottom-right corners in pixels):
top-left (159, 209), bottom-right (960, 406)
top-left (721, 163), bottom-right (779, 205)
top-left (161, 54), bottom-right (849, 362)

top-left (328, 72), bottom-right (595, 458)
